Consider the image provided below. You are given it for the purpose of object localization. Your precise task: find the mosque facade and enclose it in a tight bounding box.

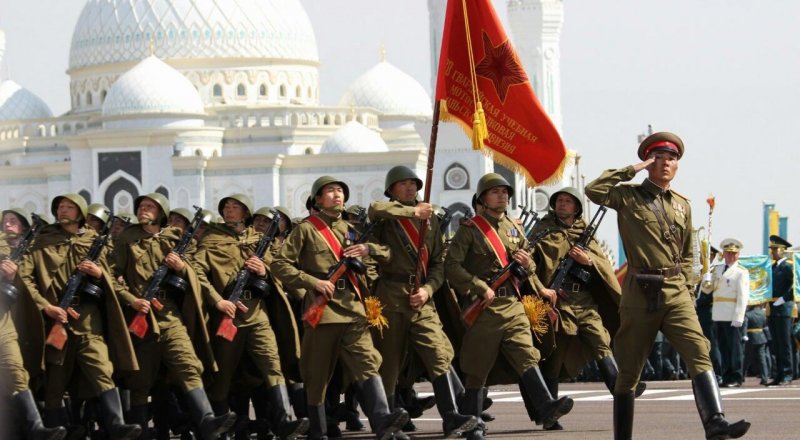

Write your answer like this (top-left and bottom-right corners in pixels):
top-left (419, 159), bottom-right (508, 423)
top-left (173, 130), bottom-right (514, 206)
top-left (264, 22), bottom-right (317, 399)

top-left (0, 0), bottom-right (569, 225)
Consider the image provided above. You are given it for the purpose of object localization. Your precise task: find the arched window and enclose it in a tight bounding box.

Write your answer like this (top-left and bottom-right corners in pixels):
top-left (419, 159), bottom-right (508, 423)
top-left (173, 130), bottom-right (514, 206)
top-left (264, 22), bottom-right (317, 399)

top-left (295, 85), bottom-right (302, 98)
top-left (100, 90), bottom-right (107, 103)
top-left (86, 92), bottom-right (93, 106)
top-left (279, 84), bottom-right (287, 98)
top-left (213, 84), bottom-right (223, 97)
top-left (78, 189), bottom-right (91, 204)
top-left (237, 83), bottom-right (246, 97)
top-left (259, 84), bottom-right (267, 97)
top-left (444, 162), bottom-right (470, 191)
top-left (155, 185), bottom-right (169, 199)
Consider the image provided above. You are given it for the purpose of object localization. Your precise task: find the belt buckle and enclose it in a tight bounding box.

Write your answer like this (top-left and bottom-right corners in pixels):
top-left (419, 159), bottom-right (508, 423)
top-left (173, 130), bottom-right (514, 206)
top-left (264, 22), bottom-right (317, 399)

top-left (408, 274), bottom-right (416, 286)
top-left (241, 290), bottom-right (252, 300)
top-left (336, 278), bottom-right (346, 290)
top-left (496, 287), bottom-right (507, 297)
top-left (571, 283), bottom-right (581, 293)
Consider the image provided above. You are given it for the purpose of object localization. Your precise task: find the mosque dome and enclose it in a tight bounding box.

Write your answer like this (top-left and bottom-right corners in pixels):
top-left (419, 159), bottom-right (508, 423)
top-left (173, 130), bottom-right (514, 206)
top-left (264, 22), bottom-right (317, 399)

top-left (0, 80), bottom-right (53, 121)
top-left (69, 0), bottom-right (319, 71)
top-left (102, 56), bottom-right (204, 117)
top-left (320, 121), bottom-right (389, 154)
top-left (339, 60), bottom-right (432, 118)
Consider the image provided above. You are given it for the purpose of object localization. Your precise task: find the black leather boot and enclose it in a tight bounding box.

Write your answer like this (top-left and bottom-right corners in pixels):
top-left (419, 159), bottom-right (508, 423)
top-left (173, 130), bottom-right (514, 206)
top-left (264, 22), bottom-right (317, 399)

top-left (461, 388), bottom-right (485, 440)
top-left (98, 388), bottom-right (142, 440)
top-left (184, 387), bottom-right (237, 440)
top-left (519, 367), bottom-right (574, 426)
top-left (613, 392), bottom-right (634, 440)
top-left (451, 368), bottom-right (493, 422)
top-left (598, 357), bottom-right (647, 397)
top-left (14, 390), bottom-right (67, 440)
top-left (542, 377), bottom-right (564, 430)
top-left (386, 395), bottom-right (410, 440)
top-left (287, 382), bottom-right (308, 419)
top-left (432, 374), bottom-right (478, 438)
top-left (266, 384), bottom-right (310, 440)
top-left (43, 406), bottom-right (84, 440)
top-left (343, 384), bottom-right (364, 431)
top-left (307, 405), bottom-right (328, 440)
top-left (692, 371), bottom-right (750, 440)
top-left (357, 376), bottom-right (409, 440)
top-left (126, 404), bottom-right (149, 440)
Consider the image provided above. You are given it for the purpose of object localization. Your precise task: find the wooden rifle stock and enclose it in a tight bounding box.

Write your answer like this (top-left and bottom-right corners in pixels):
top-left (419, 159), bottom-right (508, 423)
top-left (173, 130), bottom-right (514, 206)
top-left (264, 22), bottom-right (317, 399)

top-left (461, 268), bottom-right (515, 327)
top-left (301, 261), bottom-right (349, 328)
top-left (45, 307), bottom-right (80, 350)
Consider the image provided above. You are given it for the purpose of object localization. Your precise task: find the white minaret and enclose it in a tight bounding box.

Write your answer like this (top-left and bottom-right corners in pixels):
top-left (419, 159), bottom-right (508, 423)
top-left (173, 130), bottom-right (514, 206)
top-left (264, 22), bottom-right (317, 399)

top-left (507, 0), bottom-right (564, 132)
top-left (0, 29), bottom-right (5, 71)
top-left (427, 0), bottom-right (447, 95)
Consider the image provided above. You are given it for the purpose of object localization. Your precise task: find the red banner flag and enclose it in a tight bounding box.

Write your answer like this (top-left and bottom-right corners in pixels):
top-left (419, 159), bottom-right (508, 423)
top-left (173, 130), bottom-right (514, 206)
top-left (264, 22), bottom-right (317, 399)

top-left (435, 0), bottom-right (570, 186)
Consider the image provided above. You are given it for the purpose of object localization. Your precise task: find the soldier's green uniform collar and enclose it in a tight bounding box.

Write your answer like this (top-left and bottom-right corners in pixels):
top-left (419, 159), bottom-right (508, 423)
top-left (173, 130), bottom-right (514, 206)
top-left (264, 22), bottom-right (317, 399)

top-left (316, 211), bottom-right (342, 226)
top-left (480, 213), bottom-right (504, 227)
top-left (642, 178), bottom-right (671, 197)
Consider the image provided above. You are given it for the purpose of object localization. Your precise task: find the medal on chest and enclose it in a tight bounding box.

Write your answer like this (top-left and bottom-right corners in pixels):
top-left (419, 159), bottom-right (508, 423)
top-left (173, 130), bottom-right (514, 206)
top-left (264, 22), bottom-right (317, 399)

top-left (507, 227), bottom-right (519, 245)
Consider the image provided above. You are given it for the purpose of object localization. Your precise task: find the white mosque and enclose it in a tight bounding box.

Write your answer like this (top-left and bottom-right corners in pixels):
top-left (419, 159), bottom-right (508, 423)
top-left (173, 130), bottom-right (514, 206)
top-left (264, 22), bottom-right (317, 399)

top-left (0, 0), bottom-right (571, 224)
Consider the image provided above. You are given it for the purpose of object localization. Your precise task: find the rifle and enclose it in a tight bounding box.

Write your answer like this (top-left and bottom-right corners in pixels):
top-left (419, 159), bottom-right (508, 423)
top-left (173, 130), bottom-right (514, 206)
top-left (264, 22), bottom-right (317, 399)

top-left (1, 213), bottom-right (44, 303)
top-left (302, 209), bottom-right (378, 328)
top-left (461, 248), bottom-right (530, 328)
top-left (46, 210), bottom-right (113, 350)
top-left (549, 207), bottom-right (607, 301)
top-left (216, 210), bottom-right (281, 341)
top-left (517, 205), bottom-right (540, 239)
top-left (128, 206), bottom-right (205, 339)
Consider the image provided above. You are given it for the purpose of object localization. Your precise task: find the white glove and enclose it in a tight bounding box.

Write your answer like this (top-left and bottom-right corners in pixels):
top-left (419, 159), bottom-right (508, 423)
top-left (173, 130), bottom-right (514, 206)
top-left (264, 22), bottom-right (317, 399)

top-left (773, 297), bottom-right (786, 307)
top-left (731, 320), bottom-right (743, 328)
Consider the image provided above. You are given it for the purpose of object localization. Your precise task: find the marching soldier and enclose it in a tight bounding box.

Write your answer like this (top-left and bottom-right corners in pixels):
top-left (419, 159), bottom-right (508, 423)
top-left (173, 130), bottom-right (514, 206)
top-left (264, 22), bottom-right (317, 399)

top-left (193, 193), bottom-right (308, 440)
top-left (85, 203), bottom-right (111, 233)
top-left (167, 207), bottom-right (194, 233)
top-left (271, 175), bottom-right (409, 440)
top-left (1, 208), bottom-right (67, 439)
top-left (585, 132), bottom-right (750, 439)
top-left (444, 173), bottom-right (573, 439)
top-left (368, 165), bottom-right (477, 438)
top-left (112, 192), bottom-right (236, 440)
top-left (530, 187), bottom-right (644, 430)
top-left (701, 238), bottom-right (749, 387)
top-left (19, 194), bottom-right (141, 439)
top-left (766, 235), bottom-right (794, 386)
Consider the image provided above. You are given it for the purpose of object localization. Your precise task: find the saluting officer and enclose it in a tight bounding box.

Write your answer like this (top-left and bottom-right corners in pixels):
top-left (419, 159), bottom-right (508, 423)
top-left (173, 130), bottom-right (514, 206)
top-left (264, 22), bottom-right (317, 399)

top-left (368, 165), bottom-right (477, 438)
top-left (112, 193), bottom-right (236, 440)
top-left (701, 238), bottom-right (749, 387)
top-left (766, 235), bottom-right (795, 386)
top-left (271, 175), bottom-right (409, 440)
top-left (194, 193), bottom-right (308, 439)
top-left (530, 187), bottom-right (644, 431)
top-left (444, 173), bottom-right (573, 439)
top-left (585, 132), bottom-right (750, 439)
top-left (1, 208), bottom-right (67, 439)
top-left (19, 194), bottom-right (141, 439)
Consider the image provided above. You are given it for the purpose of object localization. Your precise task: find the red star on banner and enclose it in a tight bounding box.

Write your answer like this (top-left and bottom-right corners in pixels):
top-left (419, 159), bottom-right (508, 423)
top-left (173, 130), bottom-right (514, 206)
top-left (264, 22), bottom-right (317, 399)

top-left (475, 32), bottom-right (529, 103)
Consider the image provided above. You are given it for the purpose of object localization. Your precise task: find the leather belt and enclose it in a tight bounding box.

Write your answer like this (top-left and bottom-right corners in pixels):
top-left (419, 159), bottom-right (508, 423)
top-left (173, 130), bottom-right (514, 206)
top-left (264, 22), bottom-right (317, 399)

top-left (69, 295), bottom-right (81, 307)
top-left (240, 290), bottom-right (254, 300)
top-left (153, 289), bottom-right (170, 301)
top-left (631, 265), bottom-right (681, 277)
top-left (381, 272), bottom-right (419, 285)
top-left (565, 282), bottom-right (583, 294)
top-left (713, 297), bottom-right (737, 303)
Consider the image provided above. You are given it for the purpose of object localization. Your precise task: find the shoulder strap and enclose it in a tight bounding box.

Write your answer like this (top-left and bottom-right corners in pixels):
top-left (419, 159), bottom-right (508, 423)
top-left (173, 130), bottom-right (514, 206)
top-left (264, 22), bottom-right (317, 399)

top-left (392, 218), bottom-right (429, 279)
top-left (306, 215), bottom-right (361, 298)
top-left (471, 215), bottom-right (510, 267)
top-left (640, 189), bottom-right (683, 264)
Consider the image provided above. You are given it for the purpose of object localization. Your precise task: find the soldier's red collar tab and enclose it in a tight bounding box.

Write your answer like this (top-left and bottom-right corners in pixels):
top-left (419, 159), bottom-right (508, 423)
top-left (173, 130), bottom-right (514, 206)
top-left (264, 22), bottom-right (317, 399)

top-left (643, 141), bottom-right (680, 158)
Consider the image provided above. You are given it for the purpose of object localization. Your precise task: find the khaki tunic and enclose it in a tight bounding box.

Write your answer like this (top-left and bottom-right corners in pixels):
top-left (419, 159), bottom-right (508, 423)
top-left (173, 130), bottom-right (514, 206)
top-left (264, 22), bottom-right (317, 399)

top-left (367, 200), bottom-right (454, 396)
top-left (193, 225), bottom-right (297, 401)
top-left (112, 224), bottom-right (211, 405)
top-left (0, 235), bottom-right (30, 394)
top-left (530, 213), bottom-right (621, 379)
top-left (19, 224), bottom-right (137, 408)
top-left (444, 213), bottom-right (544, 388)
top-left (585, 167), bottom-right (712, 393)
top-left (271, 212), bottom-right (381, 405)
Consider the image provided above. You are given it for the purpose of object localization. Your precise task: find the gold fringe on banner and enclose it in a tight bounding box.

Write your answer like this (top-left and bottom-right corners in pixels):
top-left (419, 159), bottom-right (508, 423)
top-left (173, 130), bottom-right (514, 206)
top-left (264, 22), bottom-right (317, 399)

top-left (521, 295), bottom-right (551, 337)
top-left (364, 296), bottom-right (389, 336)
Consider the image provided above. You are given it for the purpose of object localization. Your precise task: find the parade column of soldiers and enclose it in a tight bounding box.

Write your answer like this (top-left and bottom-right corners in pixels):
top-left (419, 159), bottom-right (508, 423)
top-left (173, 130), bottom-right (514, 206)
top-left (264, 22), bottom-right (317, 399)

top-left (0, 133), bottom-right (763, 440)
